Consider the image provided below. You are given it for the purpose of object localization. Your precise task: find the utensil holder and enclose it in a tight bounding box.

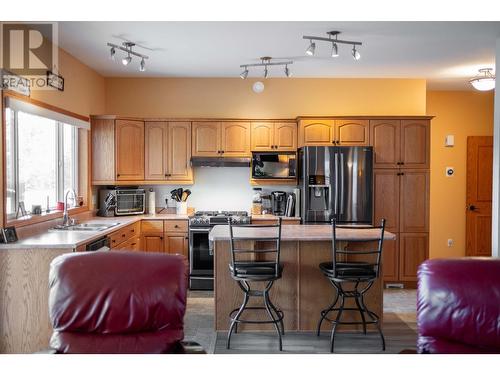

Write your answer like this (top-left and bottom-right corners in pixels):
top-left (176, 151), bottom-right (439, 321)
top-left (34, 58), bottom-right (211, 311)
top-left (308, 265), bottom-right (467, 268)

top-left (177, 201), bottom-right (188, 215)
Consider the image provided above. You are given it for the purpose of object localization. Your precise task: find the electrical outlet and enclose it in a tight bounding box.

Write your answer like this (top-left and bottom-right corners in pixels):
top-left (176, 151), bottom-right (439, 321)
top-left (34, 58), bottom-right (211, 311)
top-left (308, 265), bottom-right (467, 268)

top-left (447, 239), bottom-right (454, 247)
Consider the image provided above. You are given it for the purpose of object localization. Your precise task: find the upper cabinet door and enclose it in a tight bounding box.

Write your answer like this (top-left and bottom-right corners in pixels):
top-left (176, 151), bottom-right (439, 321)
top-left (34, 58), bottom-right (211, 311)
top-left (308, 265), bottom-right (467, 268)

top-left (274, 122), bottom-right (297, 151)
top-left (192, 122), bottom-right (221, 157)
top-left (400, 120), bottom-right (430, 168)
top-left (167, 122), bottom-right (192, 181)
top-left (115, 119), bottom-right (144, 181)
top-left (145, 122), bottom-right (167, 180)
top-left (91, 118), bottom-right (115, 183)
top-left (251, 122), bottom-right (274, 151)
top-left (335, 120), bottom-right (369, 146)
top-left (298, 119), bottom-right (334, 146)
top-left (221, 122), bottom-right (251, 157)
top-left (370, 120), bottom-right (401, 168)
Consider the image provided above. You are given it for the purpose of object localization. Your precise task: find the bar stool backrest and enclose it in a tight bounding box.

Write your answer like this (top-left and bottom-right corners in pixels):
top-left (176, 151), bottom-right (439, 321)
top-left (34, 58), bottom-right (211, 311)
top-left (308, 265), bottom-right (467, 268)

top-left (331, 219), bottom-right (386, 278)
top-left (228, 217), bottom-right (282, 278)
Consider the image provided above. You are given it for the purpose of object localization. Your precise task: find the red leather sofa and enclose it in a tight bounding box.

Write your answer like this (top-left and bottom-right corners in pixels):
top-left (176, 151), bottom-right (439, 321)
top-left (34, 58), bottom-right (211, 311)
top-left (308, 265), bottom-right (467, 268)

top-left (48, 251), bottom-right (190, 354)
top-left (417, 258), bottom-right (500, 353)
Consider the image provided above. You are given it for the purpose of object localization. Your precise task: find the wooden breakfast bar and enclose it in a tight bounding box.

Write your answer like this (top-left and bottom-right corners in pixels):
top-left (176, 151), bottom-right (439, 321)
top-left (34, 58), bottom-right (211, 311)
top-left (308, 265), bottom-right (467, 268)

top-left (209, 224), bottom-right (395, 332)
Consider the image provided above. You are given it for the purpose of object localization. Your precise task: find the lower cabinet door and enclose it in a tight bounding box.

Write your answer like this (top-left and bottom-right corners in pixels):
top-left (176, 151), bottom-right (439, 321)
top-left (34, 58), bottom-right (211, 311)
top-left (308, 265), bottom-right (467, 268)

top-left (142, 234), bottom-right (164, 253)
top-left (165, 233), bottom-right (189, 258)
top-left (399, 233), bottom-right (428, 281)
top-left (382, 234), bottom-right (399, 281)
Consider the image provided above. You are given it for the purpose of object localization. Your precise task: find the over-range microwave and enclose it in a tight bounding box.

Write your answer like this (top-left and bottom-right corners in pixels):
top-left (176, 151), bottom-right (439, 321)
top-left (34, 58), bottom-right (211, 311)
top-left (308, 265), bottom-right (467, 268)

top-left (251, 152), bottom-right (296, 179)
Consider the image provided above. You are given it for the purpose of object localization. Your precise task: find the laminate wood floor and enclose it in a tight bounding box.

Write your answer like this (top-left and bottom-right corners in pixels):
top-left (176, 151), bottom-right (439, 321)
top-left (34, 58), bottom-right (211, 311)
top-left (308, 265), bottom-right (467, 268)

top-left (184, 289), bottom-right (417, 354)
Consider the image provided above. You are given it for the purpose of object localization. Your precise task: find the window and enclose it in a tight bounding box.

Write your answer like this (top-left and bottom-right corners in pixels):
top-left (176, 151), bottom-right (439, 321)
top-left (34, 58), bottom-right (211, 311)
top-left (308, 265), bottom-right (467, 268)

top-left (5, 107), bottom-right (79, 219)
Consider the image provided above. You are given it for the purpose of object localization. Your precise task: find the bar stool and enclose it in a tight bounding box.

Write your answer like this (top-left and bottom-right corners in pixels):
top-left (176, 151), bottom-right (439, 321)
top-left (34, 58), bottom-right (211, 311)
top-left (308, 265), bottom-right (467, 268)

top-left (226, 217), bottom-right (285, 351)
top-left (317, 219), bottom-right (386, 353)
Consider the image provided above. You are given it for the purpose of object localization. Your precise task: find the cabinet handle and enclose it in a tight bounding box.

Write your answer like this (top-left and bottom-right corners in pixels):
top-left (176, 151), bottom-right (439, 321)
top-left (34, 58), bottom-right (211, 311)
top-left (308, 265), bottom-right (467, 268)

top-left (400, 172), bottom-right (405, 176)
top-left (185, 237), bottom-right (188, 240)
top-left (221, 150), bottom-right (224, 154)
top-left (160, 236), bottom-right (163, 240)
top-left (122, 233), bottom-right (126, 237)
top-left (175, 225), bottom-right (179, 228)
top-left (117, 174), bottom-right (121, 177)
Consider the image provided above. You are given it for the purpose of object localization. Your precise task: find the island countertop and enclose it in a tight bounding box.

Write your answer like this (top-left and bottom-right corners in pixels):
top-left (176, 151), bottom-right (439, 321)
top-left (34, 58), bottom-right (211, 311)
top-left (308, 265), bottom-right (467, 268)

top-left (209, 224), bottom-right (395, 242)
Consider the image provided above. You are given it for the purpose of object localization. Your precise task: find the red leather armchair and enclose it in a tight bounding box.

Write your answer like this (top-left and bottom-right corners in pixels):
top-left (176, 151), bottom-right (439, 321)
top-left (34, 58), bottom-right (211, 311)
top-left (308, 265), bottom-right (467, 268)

top-left (48, 251), bottom-right (192, 354)
top-left (417, 258), bottom-right (500, 353)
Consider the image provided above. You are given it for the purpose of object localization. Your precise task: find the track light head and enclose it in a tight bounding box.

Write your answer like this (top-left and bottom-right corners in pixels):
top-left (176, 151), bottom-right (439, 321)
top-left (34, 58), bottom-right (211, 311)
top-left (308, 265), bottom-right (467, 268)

top-left (139, 58), bottom-right (146, 72)
top-left (110, 47), bottom-right (116, 61)
top-left (264, 66), bottom-right (269, 79)
top-left (352, 45), bottom-right (361, 61)
top-left (305, 40), bottom-right (316, 56)
top-left (240, 68), bottom-right (249, 79)
top-left (331, 42), bottom-right (339, 58)
top-left (285, 65), bottom-right (291, 78)
top-left (122, 54), bottom-right (132, 66)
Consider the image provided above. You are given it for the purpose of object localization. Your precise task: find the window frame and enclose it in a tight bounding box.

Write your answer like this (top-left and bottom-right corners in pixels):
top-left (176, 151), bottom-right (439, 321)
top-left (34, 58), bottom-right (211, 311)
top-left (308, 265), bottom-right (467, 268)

top-left (6, 108), bottom-right (79, 219)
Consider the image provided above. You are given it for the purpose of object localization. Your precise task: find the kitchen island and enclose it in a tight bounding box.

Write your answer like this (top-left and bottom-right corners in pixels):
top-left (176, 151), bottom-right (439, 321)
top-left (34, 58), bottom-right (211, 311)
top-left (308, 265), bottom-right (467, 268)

top-left (209, 224), bottom-right (395, 332)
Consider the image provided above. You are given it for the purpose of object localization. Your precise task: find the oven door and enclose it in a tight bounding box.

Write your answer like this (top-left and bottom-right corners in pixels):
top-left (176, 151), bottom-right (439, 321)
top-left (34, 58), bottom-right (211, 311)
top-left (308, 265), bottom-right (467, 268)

top-left (189, 227), bottom-right (214, 277)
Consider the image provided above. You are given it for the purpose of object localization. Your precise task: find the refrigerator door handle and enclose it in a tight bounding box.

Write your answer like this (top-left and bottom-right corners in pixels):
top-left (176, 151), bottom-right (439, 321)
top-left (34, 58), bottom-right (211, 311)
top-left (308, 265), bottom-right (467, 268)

top-left (340, 152), bottom-right (345, 215)
top-left (334, 152), bottom-right (339, 216)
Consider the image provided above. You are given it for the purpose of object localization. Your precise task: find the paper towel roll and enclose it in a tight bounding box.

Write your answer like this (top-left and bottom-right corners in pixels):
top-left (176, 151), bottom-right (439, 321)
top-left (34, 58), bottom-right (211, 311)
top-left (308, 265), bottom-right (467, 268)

top-left (148, 190), bottom-right (156, 214)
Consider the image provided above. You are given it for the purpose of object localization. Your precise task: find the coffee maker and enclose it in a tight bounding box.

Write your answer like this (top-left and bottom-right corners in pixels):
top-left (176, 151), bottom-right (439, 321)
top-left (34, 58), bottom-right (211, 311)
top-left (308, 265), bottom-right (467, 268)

top-left (271, 191), bottom-right (287, 216)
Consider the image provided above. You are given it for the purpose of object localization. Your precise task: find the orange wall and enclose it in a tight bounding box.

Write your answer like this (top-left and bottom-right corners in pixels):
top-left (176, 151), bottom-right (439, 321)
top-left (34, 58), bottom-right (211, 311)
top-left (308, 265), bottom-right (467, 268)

top-left (427, 91), bottom-right (494, 258)
top-left (104, 78), bottom-right (426, 118)
top-left (29, 48), bottom-right (106, 117)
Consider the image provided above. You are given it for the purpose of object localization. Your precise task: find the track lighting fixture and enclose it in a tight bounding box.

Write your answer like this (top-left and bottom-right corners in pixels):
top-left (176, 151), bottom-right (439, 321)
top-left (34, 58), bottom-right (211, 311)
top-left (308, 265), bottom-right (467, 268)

top-left (469, 68), bottom-right (495, 91)
top-left (352, 45), bottom-right (361, 60)
top-left (285, 65), bottom-right (291, 78)
top-left (107, 41), bottom-right (149, 72)
top-left (239, 57), bottom-right (293, 79)
top-left (240, 68), bottom-right (249, 79)
top-left (305, 40), bottom-right (316, 56)
top-left (302, 31), bottom-right (362, 60)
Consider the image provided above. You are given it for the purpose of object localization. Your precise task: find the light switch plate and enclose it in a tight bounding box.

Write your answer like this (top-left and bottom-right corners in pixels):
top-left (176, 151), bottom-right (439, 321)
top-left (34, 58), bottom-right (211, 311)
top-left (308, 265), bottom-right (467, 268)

top-left (445, 135), bottom-right (455, 147)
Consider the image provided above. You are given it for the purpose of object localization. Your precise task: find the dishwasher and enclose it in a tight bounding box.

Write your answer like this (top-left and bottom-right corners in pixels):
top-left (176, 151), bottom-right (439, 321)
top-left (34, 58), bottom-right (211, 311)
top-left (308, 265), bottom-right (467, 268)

top-left (85, 236), bottom-right (111, 252)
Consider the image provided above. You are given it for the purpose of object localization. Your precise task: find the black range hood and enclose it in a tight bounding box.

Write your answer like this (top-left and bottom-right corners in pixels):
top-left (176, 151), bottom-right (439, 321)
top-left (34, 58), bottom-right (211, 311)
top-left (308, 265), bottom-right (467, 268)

top-left (190, 157), bottom-right (251, 167)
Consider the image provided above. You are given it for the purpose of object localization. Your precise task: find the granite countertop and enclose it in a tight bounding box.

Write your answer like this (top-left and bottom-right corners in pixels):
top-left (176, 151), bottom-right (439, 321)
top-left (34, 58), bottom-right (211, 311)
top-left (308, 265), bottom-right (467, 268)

top-left (0, 214), bottom-right (190, 250)
top-left (251, 214), bottom-right (301, 221)
top-left (209, 224), bottom-right (396, 242)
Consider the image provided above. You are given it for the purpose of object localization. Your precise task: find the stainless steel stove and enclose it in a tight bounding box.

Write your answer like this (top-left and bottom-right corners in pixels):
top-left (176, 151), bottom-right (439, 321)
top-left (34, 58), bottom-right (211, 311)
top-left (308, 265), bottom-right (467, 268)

top-left (189, 211), bottom-right (251, 290)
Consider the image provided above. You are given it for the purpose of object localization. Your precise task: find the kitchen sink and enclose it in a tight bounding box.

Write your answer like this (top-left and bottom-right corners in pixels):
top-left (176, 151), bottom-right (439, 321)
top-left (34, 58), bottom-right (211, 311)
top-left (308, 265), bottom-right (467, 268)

top-left (51, 222), bottom-right (121, 232)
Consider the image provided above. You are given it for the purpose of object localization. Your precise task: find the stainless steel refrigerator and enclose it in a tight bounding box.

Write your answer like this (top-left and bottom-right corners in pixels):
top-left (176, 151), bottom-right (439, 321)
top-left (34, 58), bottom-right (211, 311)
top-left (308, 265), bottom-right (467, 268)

top-left (298, 146), bottom-right (373, 224)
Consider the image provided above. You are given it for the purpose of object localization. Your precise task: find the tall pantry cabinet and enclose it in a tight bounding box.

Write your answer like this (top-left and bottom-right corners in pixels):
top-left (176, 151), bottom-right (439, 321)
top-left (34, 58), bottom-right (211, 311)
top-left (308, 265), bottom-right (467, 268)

top-left (371, 119), bottom-right (430, 285)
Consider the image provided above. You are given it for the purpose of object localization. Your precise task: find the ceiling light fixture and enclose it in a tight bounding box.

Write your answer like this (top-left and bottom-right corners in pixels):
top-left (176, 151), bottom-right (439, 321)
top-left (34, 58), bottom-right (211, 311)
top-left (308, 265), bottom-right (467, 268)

top-left (240, 68), bottom-right (249, 79)
top-left (305, 40), bottom-right (316, 56)
top-left (469, 68), bottom-right (495, 91)
top-left (239, 57), bottom-right (293, 80)
top-left (303, 31), bottom-right (362, 60)
top-left (107, 41), bottom-right (149, 71)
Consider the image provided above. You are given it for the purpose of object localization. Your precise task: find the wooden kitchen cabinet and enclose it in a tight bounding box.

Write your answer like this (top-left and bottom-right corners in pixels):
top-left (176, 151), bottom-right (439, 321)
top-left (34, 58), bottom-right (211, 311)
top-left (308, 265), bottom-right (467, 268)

top-left (145, 121), bottom-right (167, 180)
top-left (335, 119), bottom-right (369, 145)
top-left (142, 235), bottom-right (164, 253)
top-left (251, 122), bottom-right (297, 151)
top-left (399, 233), bottom-right (429, 281)
top-left (370, 119), bottom-right (401, 168)
top-left (145, 121), bottom-right (192, 182)
top-left (221, 122), bottom-right (251, 157)
top-left (401, 120), bottom-right (430, 169)
top-left (399, 170), bottom-right (429, 233)
top-left (382, 236), bottom-right (399, 281)
top-left (115, 119), bottom-right (145, 180)
top-left (373, 169), bottom-right (400, 233)
top-left (91, 118), bottom-right (115, 184)
top-left (298, 119), bottom-right (334, 146)
top-left (192, 121), bottom-right (221, 157)
top-left (164, 234), bottom-right (189, 257)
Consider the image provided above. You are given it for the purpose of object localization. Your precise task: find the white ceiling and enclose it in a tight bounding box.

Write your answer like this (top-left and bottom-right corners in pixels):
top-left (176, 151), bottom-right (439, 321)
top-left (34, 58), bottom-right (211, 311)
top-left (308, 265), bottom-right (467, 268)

top-left (58, 21), bottom-right (500, 90)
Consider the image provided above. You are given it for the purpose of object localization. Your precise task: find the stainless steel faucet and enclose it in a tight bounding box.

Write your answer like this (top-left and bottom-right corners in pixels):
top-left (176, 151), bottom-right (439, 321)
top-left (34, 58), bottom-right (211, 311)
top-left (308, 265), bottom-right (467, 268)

top-left (62, 189), bottom-right (77, 227)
